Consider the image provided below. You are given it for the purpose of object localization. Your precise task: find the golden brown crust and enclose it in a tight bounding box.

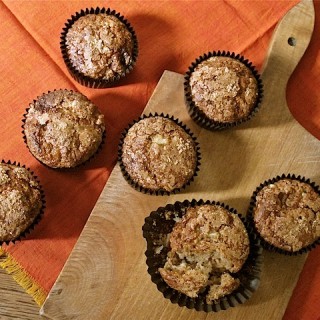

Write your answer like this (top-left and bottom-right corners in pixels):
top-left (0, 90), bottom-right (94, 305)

top-left (159, 252), bottom-right (210, 298)
top-left (206, 273), bottom-right (240, 303)
top-left (253, 179), bottom-right (320, 252)
top-left (0, 164), bottom-right (42, 242)
top-left (159, 205), bottom-right (249, 301)
top-left (66, 14), bottom-right (134, 80)
top-left (169, 205), bottom-right (249, 272)
top-left (121, 117), bottom-right (197, 192)
top-left (24, 90), bottom-right (105, 168)
top-left (189, 56), bottom-right (258, 123)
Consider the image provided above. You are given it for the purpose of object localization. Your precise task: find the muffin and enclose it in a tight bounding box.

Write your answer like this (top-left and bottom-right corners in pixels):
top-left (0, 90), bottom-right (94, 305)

top-left (119, 114), bottom-right (200, 195)
top-left (23, 89), bottom-right (105, 168)
top-left (184, 51), bottom-right (263, 130)
top-left (249, 175), bottom-right (320, 254)
top-left (143, 200), bottom-right (262, 312)
top-left (159, 204), bottom-right (249, 303)
top-left (61, 7), bottom-right (138, 88)
top-left (0, 162), bottom-right (44, 243)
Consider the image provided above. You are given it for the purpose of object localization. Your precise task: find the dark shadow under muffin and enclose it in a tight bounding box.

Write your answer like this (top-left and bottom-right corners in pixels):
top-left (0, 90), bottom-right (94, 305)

top-left (0, 163), bottom-right (43, 243)
top-left (23, 89), bottom-right (105, 168)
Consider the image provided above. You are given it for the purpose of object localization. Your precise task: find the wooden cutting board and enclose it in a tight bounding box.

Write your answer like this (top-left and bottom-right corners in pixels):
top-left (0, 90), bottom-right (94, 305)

top-left (41, 1), bottom-right (318, 319)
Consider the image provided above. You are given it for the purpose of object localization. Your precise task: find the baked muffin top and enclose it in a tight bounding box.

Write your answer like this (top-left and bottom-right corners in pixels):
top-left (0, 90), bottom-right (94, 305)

top-left (24, 90), bottom-right (105, 168)
top-left (253, 179), bottom-right (320, 252)
top-left (189, 56), bottom-right (258, 123)
top-left (121, 116), bottom-right (197, 192)
top-left (66, 14), bottom-right (134, 80)
top-left (0, 163), bottom-right (42, 242)
top-left (159, 204), bottom-right (249, 301)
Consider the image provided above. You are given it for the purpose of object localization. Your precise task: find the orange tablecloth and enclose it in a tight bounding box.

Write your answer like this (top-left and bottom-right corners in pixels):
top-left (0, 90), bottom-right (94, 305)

top-left (0, 1), bottom-right (319, 319)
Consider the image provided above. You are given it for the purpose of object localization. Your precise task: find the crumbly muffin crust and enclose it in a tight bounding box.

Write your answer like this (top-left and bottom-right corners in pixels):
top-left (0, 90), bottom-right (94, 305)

top-left (121, 117), bottom-right (197, 192)
top-left (189, 56), bottom-right (258, 123)
top-left (159, 205), bottom-right (249, 302)
top-left (253, 179), bottom-right (320, 252)
top-left (0, 164), bottom-right (42, 242)
top-left (206, 272), bottom-right (240, 303)
top-left (66, 14), bottom-right (134, 80)
top-left (24, 90), bottom-right (105, 168)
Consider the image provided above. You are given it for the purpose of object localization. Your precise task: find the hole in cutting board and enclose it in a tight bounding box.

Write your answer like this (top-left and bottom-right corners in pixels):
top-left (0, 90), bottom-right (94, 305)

top-left (288, 37), bottom-right (296, 46)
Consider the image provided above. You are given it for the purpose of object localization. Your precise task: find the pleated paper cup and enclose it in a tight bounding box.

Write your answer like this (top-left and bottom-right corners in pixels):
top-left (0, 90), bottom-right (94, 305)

top-left (142, 199), bottom-right (263, 312)
top-left (0, 160), bottom-right (46, 245)
top-left (60, 7), bottom-right (138, 88)
top-left (247, 173), bottom-right (320, 255)
top-left (118, 113), bottom-right (201, 195)
top-left (184, 50), bottom-right (263, 130)
top-left (22, 89), bottom-right (106, 170)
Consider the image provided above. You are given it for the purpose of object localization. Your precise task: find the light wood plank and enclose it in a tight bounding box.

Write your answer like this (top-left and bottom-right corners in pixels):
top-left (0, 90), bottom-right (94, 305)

top-left (0, 267), bottom-right (41, 320)
top-left (41, 1), bottom-right (317, 319)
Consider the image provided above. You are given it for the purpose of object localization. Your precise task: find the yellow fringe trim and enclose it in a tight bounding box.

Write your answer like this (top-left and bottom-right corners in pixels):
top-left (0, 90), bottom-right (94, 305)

top-left (0, 247), bottom-right (47, 306)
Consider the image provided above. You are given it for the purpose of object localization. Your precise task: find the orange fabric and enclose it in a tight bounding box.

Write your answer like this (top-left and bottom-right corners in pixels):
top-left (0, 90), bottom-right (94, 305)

top-left (0, 0), bottom-right (319, 319)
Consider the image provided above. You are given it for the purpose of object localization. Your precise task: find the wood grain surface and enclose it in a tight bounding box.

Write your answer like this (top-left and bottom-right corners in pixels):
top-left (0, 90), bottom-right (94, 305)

top-left (0, 267), bottom-right (41, 320)
top-left (38, 1), bottom-right (318, 319)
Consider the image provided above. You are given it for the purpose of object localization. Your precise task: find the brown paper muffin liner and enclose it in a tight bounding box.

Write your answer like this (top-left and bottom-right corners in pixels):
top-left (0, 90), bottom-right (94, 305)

top-left (142, 199), bottom-right (262, 312)
top-left (22, 90), bottom-right (106, 170)
top-left (118, 113), bottom-right (201, 196)
top-left (247, 173), bottom-right (320, 255)
top-left (60, 7), bottom-right (139, 88)
top-left (184, 51), bottom-right (263, 130)
top-left (0, 160), bottom-right (46, 246)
